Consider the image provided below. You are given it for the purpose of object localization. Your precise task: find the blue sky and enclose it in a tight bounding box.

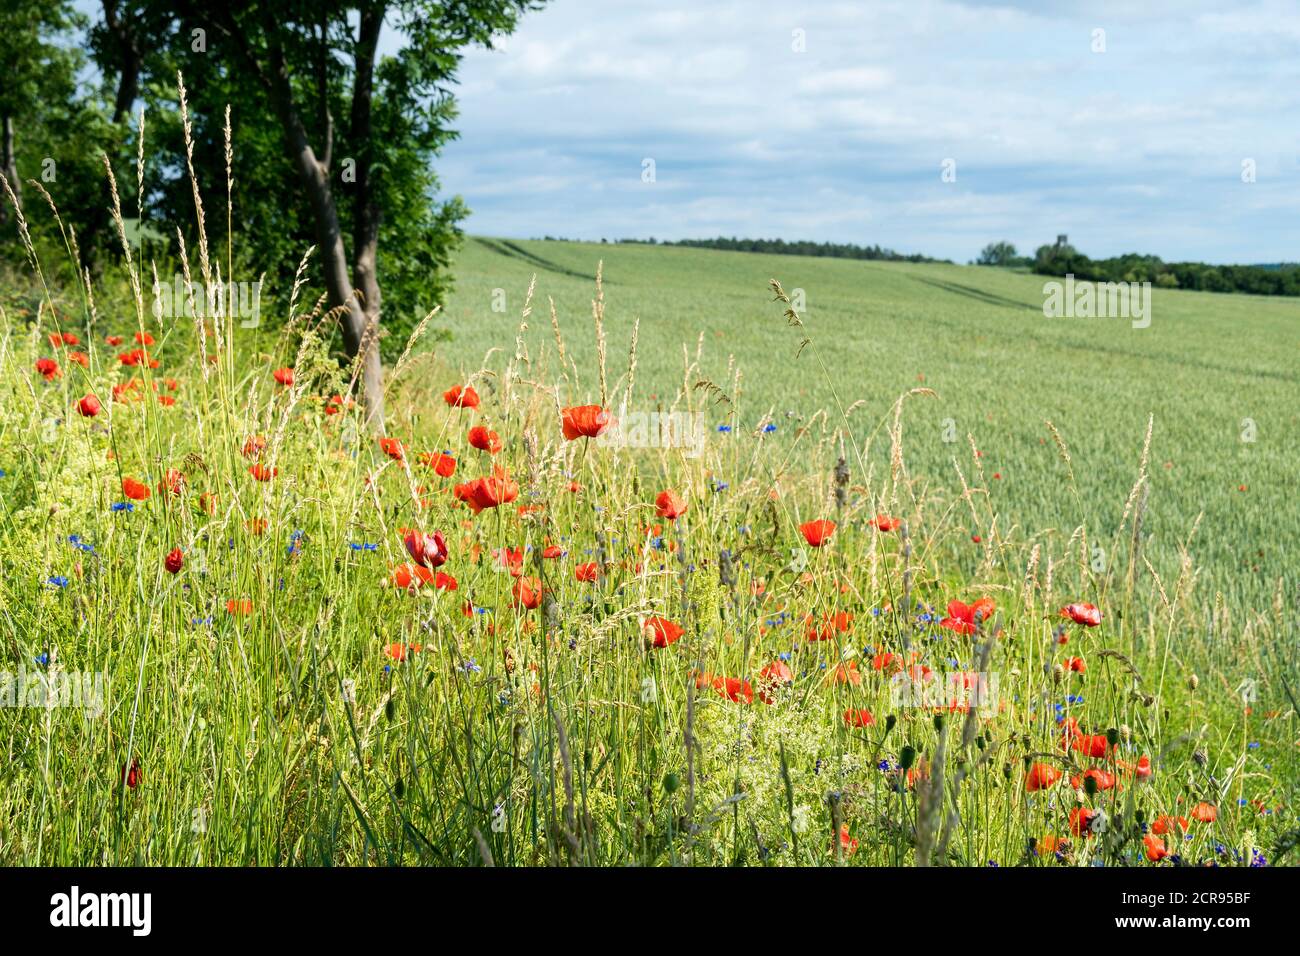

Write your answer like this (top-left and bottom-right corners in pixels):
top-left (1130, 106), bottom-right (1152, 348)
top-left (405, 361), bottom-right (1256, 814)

top-left (430, 0), bottom-right (1300, 263)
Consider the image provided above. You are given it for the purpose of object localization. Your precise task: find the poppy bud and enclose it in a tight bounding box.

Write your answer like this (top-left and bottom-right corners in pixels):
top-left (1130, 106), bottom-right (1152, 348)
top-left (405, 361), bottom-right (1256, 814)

top-left (1003, 762), bottom-right (1013, 780)
top-left (164, 547), bottom-right (184, 574)
top-left (899, 745), bottom-right (917, 770)
top-left (933, 714), bottom-right (945, 733)
top-left (884, 714), bottom-right (897, 733)
top-left (1106, 727), bottom-right (1120, 746)
top-left (663, 772), bottom-right (680, 793)
top-left (394, 777), bottom-right (405, 799)
top-left (1192, 749), bottom-right (1207, 767)
top-left (385, 698), bottom-right (395, 722)
top-left (1135, 808), bottom-right (1146, 824)
top-left (1083, 775), bottom-right (1099, 796)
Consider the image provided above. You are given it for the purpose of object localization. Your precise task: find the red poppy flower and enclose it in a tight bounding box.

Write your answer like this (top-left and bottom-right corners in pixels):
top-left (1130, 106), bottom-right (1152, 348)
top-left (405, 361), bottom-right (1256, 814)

top-left (1070, 768), bottom-right (1116, 791)
top-left (386, 642), bottom-right (422, 662)
top-left (324, 394), bottom-right (348, 415)
top-left (712, 675), bottom-right (753, 704)
top-left (541, 545), bottom-right (563, 559)
top-left (443, 384), bottom-right (480, 409)
top-left (248, 464), bottom-right (278, 481)
top-left (655, 489), bottom-right (688, 520)
top-left (198, 492), bottom-right (218, 516)
top-left (241, 435), bottom-right (268, 459)
top-left (1151, 815), bottom-right (1188, 836)
top-left (1066, 656), bottom-right (1086, 674)
top-left (225, 598), bottom-right (254, 615)
top-left (1069, 807), bottom-right (1100, 838)
top-left (121, 759), bottom-right (142, 790)
top-left (158, 468), bottom-right (186, 497)
top-left (1121, 755), bottom-right (1153, 781)
top-left (873, 514), bottom-right (901, 532)
top-left (468, 425), bottom-right (502, 454)
top-left (378, 436), bottom-right (406, 462)
top-left (939, 597), bottom-right (996, 635)
top-left (391, 564), bottom-right (433, 589)
top-left (164, 547), bottom-right (184, 574)
top-left (799, 519), bottom-right (836, 547)
top-left (830, 661), bottom-right (862, 687)
top-left (272, 367), bottom-right (294, 387)
top-left (575, 562), bottom-right (599, 583)
top-left (560, 404), bottom-right (613, 441)
top-left (77, 395), bottom-right (102, 417)
top-left (461, 469), bottom-right (519, 513)
top-left (403, 529), bottom-right (448, 569)
top-left (834, 825), bottom-right (859, 856)
top-left (118, 348), bottom-right (158, 368)
top-left (843, 708), bottom-right (876, 727)
top-left (1060, 602), bottom-right (1102, 627)
top-left (67, 350), bottom-right (89, 368)
top-left (1143, 834), bottom-right (1168, 862)
top-left (1190, 801), bottom-right (1217, 823)
top-left (757, 660), bottom-right (793, 704)
top-left (105, 335), bottom-right (123, 347)
top-left (121, 477), bottom-right (151, 501)
top-left (134, 331), bottom-right (155, 345)
top-left (872, 651), bottom-right (900, 672)
top-left (421, 452), bottom-right (456, 477)
top-left (643, 616), bottom-right (685, 648)
top-left (158, 394), bottom-right (176, 407)
top-left (807, 610), bottom-right (853, 641)
top-left (512, 576), bottom-right (543, 610)
top-left (35, 357), bottom-right (61, 380)
top-left (1025, 762), bottom-right (1063, 792)
top-left (1070, 733), bottom-right (1112, 759)
top-left (1036, 835), bottom-right (1066, 856)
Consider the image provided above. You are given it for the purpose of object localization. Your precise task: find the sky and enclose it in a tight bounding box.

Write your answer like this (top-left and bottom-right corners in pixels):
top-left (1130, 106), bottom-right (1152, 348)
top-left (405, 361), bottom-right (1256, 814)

top-left (428, 0), bottom-right (1300, 264)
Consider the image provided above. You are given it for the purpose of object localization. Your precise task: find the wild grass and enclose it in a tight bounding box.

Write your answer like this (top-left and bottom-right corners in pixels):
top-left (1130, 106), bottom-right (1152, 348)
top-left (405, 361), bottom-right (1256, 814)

top-left (0, 115), bottom-right (1295, 867)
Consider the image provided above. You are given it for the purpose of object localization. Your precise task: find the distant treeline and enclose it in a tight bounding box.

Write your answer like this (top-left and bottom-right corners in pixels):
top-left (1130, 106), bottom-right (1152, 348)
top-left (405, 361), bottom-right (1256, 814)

top-left (537, 235), bottom-right (948, 263)
top-left (978, 240), bottom-right (1300, 297)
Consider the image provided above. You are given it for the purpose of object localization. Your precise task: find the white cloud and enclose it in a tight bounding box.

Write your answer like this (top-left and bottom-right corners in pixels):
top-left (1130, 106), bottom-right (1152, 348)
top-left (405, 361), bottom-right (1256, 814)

top-left (435, 0), bottom-right (1300, 262)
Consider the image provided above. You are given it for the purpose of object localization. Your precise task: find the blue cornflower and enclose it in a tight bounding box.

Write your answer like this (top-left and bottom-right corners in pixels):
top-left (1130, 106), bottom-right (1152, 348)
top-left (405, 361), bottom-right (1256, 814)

top-left (461, 659), bottom-right (482, 674)
top-left (110, 501), bottom-right (134, 513)
top-left (46, 576), bottom-right (68, 589)
top-left (763, 423), bottom-right (777, 433)
top-left (716, 424), bottom-right (732, 433)
top-left (34, 653), bottom-right (49, 667)
top-left (350, 542), bottom-right (378, 552)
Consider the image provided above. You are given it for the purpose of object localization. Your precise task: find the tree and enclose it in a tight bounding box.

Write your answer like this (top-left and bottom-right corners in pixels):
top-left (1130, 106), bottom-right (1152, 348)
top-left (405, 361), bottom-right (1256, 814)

top-left (0, 1), bottom-right (85, 232)
top-left (976, 241), bottom-right (1018, 267)
top-left (94, 1), bottom-right (542, 430)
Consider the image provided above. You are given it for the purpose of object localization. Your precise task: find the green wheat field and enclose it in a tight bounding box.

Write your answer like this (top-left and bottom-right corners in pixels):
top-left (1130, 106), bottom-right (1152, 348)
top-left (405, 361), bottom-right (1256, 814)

top-left (0, 233), bottom-right (1295, 866)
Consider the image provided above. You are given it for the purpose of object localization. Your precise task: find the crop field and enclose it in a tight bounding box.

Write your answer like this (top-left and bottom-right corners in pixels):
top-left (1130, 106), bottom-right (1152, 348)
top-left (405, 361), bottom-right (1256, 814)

top-left (443, 238), bottom-right (1299, 612)
top-left (0, 234), bottom-right (1295, 867)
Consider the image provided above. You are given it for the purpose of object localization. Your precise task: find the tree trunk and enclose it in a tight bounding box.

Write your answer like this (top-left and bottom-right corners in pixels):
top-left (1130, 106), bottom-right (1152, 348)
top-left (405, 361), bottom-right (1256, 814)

top-left (351, 5), bottom-right (385, 421)
top-left (260, 17), bottom-right (385, 430)
top-left (102, 0), bottom-right (141, 125)
top-left (0, 114), bottom-right (19, 228)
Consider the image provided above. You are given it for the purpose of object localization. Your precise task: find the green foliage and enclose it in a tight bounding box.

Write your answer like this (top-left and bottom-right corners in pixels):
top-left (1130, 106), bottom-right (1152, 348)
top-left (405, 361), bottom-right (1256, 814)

top-left (1032, 241), bottom-right (1300, 296)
